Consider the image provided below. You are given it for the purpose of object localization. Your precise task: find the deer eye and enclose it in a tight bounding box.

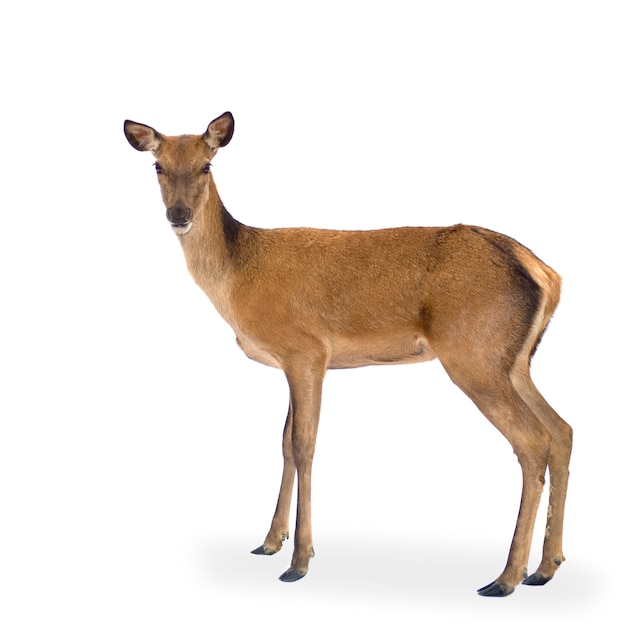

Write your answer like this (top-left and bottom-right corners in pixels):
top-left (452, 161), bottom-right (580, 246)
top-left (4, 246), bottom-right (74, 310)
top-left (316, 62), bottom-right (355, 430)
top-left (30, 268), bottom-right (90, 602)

top-left (202, 163), bottom-right (212, 174)
top-left (154, 162), bottom-right (163, 174)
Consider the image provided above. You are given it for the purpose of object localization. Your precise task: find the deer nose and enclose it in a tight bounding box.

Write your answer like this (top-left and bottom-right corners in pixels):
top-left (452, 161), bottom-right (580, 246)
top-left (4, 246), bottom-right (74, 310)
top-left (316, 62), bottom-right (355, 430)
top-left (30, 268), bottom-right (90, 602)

top-left (166, 203), bottom-right (191, 226)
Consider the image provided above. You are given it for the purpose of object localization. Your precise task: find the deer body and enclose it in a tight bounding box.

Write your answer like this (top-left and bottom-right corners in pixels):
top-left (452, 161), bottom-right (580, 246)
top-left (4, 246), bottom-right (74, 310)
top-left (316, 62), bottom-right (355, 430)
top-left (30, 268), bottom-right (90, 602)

top-left (124, 112), bottom-right (572, 597)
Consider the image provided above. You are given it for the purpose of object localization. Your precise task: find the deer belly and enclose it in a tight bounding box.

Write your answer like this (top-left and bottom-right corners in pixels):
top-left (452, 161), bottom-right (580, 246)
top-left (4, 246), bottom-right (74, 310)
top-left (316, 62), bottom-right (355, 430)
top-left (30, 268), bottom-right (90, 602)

top-left (235, 329), bottom-right (435, 371)
top-left (328, 332), bottom-right (435, 369)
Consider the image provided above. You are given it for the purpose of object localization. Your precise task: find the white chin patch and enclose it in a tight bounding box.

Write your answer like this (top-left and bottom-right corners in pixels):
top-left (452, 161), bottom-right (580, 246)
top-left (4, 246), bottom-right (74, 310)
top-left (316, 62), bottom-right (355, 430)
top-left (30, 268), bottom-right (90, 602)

top-left (171, 222), bottom-right (192, 235)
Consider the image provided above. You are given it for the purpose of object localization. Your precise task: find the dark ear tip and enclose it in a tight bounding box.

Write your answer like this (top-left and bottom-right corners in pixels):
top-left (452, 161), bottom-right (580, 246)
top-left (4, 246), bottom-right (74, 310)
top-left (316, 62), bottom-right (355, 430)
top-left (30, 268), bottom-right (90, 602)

top-left (123, 119), bottom-right (137, 138)
top-left (123, 120), bottom-right (137, 146)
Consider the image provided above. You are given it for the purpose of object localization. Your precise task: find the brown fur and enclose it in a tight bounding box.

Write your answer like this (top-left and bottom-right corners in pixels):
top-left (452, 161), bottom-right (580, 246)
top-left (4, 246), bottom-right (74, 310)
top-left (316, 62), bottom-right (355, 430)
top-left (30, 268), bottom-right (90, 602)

top-left (124, 112), bottom-right (572, 595)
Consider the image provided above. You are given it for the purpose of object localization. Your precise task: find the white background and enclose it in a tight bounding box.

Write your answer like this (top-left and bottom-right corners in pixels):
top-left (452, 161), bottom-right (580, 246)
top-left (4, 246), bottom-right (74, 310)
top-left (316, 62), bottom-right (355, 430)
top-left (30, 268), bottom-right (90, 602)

top-left (1, 1), bottom-right (624, 624)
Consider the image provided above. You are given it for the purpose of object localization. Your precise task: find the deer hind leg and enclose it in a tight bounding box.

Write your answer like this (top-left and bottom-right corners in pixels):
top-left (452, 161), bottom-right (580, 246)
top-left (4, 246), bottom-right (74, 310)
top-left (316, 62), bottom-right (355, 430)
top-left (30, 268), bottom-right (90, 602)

top-left (251, 406), bottom-right (296, 556)
top-left (441, 361), bottom-right (552, 597)
top-left (513, 371), bottom-right (572, 586)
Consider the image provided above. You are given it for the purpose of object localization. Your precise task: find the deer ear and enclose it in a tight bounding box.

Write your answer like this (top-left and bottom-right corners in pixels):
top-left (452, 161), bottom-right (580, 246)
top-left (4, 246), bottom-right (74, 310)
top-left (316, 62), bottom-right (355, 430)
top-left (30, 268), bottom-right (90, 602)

top-left (203, 112), bottom-right (234, 150)
top-left (124, 120), bottom-right (162, 152)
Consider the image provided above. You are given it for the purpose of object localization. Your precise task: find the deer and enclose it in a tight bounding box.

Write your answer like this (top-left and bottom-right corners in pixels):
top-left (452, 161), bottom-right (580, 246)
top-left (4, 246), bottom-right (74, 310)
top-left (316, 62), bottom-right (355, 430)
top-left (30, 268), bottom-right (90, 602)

top-left (124, 111), bottom-right (572, 597)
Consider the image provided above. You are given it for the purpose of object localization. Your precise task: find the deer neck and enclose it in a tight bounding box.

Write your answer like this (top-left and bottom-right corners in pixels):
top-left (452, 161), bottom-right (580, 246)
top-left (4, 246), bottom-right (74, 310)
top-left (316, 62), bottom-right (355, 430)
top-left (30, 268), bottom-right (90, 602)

top-left (176, 175), bottom-right (242, 322)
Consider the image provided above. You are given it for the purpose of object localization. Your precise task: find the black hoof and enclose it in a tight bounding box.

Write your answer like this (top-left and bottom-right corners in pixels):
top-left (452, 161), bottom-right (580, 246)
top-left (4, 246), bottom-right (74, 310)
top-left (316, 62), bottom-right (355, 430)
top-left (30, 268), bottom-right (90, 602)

top-left (251, 544), bottom-right (277, 556)
top-left (279, 567), bottom-right (307, 583)
top-left (522, 572), bottom-right (552, 586)
top-left (477, 581), bottom-right (515, 597)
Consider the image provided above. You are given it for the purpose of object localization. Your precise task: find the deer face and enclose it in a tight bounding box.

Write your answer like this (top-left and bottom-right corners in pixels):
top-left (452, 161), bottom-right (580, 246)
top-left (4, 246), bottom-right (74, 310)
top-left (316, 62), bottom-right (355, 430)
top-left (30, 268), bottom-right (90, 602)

top-left (124, 112), bottom-right (234, 235)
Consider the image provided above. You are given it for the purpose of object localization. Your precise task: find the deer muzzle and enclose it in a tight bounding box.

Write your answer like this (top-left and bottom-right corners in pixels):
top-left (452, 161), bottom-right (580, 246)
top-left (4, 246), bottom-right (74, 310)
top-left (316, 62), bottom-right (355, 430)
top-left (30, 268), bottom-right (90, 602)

top-left (166, 203), bottom-right (192, 235)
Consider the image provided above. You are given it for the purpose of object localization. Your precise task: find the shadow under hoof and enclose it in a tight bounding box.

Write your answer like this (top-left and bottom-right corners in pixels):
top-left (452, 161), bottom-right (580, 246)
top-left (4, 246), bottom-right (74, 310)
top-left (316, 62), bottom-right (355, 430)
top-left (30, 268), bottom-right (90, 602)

top-left (250, 544), bottom-right (278, 556)
top-left (279, 567), bottom-right (307, 583)
top-left (476, 581), bottom-right (515, 597)
top-left (522, 571), bottom-right (552, 586)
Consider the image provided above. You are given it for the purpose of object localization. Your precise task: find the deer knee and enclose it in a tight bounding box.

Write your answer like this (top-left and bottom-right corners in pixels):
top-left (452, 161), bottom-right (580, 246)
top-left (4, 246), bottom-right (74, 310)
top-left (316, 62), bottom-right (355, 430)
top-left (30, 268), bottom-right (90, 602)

top-left (292, 439), bottom-right (316, 467)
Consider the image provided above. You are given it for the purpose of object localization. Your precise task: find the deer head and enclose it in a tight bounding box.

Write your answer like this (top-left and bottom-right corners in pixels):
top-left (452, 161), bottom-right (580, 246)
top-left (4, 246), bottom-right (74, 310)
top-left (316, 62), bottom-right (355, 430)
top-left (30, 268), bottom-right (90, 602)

top-left (124, 112), bottom-right (234, 235)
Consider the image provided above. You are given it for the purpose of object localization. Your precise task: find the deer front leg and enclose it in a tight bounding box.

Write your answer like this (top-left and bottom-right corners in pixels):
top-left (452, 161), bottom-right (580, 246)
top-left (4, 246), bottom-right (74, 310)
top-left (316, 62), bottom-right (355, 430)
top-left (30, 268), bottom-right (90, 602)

top-left (251, 407), bottom-right (295, 556)
top-left (277, 356), bottom-right (326, 582)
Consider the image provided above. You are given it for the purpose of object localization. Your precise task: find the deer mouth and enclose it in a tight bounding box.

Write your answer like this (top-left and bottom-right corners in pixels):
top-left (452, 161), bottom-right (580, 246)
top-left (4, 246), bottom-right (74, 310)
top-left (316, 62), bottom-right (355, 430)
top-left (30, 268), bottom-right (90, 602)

top-left (170, 222), bottom-right (193, 235)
